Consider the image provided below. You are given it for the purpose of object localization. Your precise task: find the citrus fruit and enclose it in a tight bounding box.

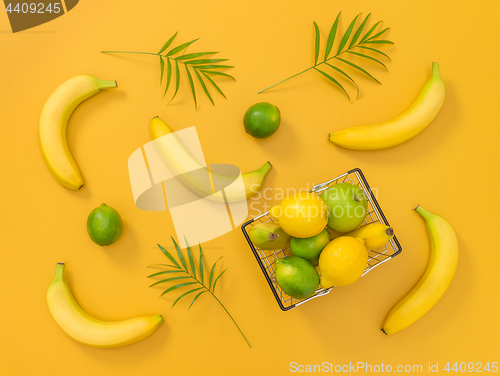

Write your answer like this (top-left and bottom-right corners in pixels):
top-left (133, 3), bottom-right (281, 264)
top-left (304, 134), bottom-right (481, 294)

top-left (87, 203), bottom-right (122, 246)
top-left (269, 192), bottom-right (328, 238)
top-left (318, 236), bottom-right (368, 288)
top-left (320, 182), bottom-right (367, 232)
top-left (243, 102), bottom-right (281, 139)
top-left (290, 229), bottom-right (330, 265)
top-left (275, 256), bottom-right (319, 299)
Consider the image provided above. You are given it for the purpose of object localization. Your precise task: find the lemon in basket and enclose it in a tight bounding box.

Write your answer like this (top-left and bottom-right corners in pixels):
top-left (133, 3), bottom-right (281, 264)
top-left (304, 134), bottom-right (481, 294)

top-left (319, 236), bottom-right (368, 288)
top-left (269, 192), bottom-right (329, 238)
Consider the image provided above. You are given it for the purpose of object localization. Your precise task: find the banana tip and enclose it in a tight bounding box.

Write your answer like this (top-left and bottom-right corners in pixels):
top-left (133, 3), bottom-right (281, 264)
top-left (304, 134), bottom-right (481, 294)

top-left (413, 205), bottom-right (420, 210)
top-left (381, 328), bottom-right (388, 335)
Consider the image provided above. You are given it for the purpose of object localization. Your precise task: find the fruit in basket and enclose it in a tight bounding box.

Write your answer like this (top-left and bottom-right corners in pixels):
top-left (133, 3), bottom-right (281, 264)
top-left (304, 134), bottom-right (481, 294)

top-left (243, 102), bottom-right (281, 139)
top-left (344, 223), bottom-right (394, 250)
top-left (248, 222), bottom-right (291, 250)
top-left (320, 183), bottom-right (367, 232)
top-left (290, 229), bottom-right (330, 265)
top-left (269, 192), bottom-right (329, 238)
top-left (47, 263), bottom-right (163, 348)
top-left (87, 204), bottom-right (122, 246)
top-left (329, 62), bottom-right (445, 150)
top-left (382, 206), bottom-right (458, 335)
top-left (151, 116), bottom-right (272, 202)
top-left (274, 257), bottom-right (320, 299)
top-left (39, 75), bottom-right (117, 190)
top-left (319, 237), bottom-right (368, 288)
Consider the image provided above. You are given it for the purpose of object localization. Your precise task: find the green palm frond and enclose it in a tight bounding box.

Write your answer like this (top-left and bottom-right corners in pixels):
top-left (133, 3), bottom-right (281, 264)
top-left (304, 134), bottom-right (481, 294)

top-left (147, 238), bottom-right (251, 348)
top-left (101, 33), bottom-right (234, 109)
top-left (257, 12), bottom-right (394, 100)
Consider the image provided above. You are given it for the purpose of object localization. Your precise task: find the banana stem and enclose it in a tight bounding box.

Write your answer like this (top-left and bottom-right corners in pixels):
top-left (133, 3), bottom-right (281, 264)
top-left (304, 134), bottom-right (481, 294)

top-left (414, 205), bottom-right (434, 221)
top-left (97, 79), bottom-right (117, 89)
top-left (53, 263), bottom-right (65, 283)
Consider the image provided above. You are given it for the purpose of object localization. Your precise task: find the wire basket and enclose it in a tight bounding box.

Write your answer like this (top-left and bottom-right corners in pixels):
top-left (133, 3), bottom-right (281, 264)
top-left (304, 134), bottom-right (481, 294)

top-left (241, 168), bottom-right (402, 311)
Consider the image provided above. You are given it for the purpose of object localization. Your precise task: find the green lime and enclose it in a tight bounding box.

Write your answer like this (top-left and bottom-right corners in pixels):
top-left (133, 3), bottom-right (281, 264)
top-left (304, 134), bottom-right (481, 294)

top-left (87, 203), bottom-right (122, 246)
top-left (243, 102), bottom-right (281, 139)
top-left (290, 229), bottom-right (330, 265)
top-left (275, 256), bottom-right (319, 299)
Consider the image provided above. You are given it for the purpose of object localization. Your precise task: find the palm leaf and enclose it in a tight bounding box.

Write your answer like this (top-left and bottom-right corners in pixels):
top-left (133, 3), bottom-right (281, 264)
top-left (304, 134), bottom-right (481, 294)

top-left (360, 21), bottom-right (382, 43)
top-left (365, 27), bottom-right (390, 42)
top-left (346, 51), bottom-right (387, 69)
top-left (314, 67), bottom-right (350, 100)
top-left (199, 245), bottom-right (204, 284)
top-left (186, 59), bottom-right (228, 65)
top-left (102, 34), bottom-right (233, 107)
top-left (185, 65), bottom-right (197, 109)
top-left (185, 238), bottom-right (197, 278)
top-left (172, 287), bottom-right (203, 309)
top-left (188, 291), bottom-right (207, 310)
top-left (147, 263), bottom-right (179, 269)
top-left (356, 45), bottom-right (391, 60)
top-left (211, 269), bottom-right (226, 292)
top-left (191, 65), bottom-right (234, 70)
top-left (313, 22), bottom-right (320, 65)
top-left (171, 60), bottom-right (181, 102)
top-left (157, 244), bottom-right (181, 269)
top-left (194, 69), bottom-right (214, 105)
top-left (335, 56), bottom-right (381, 84)
top-left (165, 38), bottom-right (200, 57)
top-left (201, 71), bottom-right (226, 99)
top-left (363, 40), bottom-right (394, 45)
top-left (337, 13), bottom-right (360, 54)
top-left (150, 276), bottom-right (192, 287)
top-left (160, 282), bottom-right (198, 297)
top-left (200, 70), bottom-right (235, 80)
top-left (176, 52), bottom-right (217, 60)
top-left (160, 57), bottom-right (165, 85)
top-left (171, 237), bottom-right (188, 271)
top-left (158, 32), bottom-right (178, 54)
top-left (325, 63), bottom-right (359, 99)
top-left (149, 238), bottom-right (251, 347)
top-left (325, 12), bottom-right (341, 60)
top-left (349, 13), bottom-right (371, 48)
top-left (164, 58), bottom-right (172, 97)
top-left (147, 270), bottom-right (184, 278)
top-left (209, 256), bottom-right (223, 290)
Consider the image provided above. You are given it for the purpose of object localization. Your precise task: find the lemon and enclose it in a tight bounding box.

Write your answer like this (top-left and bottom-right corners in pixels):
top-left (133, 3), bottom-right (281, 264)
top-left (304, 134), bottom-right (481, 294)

top-left (87, 203), bottom-right (122, 246)
top-left (318, 236), bottom-right (368, 288)
top-left (269, 192), bottom-right (328, 238)
top-left (243, 102), bottom-right (281, 139)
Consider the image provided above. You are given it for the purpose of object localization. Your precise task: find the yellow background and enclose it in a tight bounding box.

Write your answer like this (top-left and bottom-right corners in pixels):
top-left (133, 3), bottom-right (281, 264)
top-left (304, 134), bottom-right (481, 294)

top-left (1, 0), bottom-right (499, 375)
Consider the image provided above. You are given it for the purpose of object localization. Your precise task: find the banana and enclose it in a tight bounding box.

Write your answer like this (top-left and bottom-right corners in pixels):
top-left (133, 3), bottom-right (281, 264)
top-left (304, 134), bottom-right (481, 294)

top-left (344, 223), bottom-right (394, 250)
top-left (150, 116), bottom-right (272, 202)
top-left (381, 206), bottom-right (458, 335)
top-left (47, 263), bottom-right (163, 348)
top-left (248, 222), bottom-right (292, 250)
top-left (39, 75), bottom-right (117, 190)
top-left (329, 62), bottom-right (445, 150)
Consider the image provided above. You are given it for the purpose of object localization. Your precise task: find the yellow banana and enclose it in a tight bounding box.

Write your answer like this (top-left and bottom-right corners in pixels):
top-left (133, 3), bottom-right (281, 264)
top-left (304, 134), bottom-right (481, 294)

top-left (344, 223), bottom-right (394, 250)
top-left (150, 116), bottom-right (272, 202)
top-left (39, 75), bottom-right (117, 190)
top-left (47, 263), bottom-right (163, 348)
top-left (382, 206), bottom-right (458, 335)
top-left (329, 62), bottom-right (445, 150)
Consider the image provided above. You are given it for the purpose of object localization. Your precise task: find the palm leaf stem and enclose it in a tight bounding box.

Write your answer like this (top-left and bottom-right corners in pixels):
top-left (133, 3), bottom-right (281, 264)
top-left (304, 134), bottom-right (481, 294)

top-left (257, 37), bottom-right (389, 94)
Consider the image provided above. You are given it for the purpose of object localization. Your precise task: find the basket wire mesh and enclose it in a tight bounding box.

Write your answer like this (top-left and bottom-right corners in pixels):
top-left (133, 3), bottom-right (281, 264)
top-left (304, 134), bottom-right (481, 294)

top-left (241, 168), bottom-right (402, 311)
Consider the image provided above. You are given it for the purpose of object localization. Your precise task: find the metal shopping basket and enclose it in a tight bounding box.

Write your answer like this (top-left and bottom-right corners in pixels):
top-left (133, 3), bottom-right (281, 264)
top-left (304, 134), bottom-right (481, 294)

top-left (241, 168), bottom-right (402, 311)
